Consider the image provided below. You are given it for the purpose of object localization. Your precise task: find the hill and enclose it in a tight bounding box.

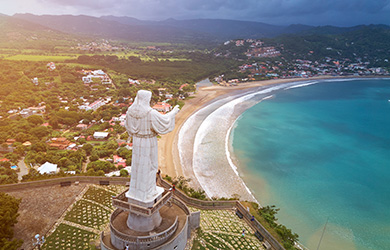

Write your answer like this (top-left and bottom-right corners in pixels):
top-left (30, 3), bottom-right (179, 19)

top-left (270, 24), bottom-right (390, 65)
top-left (13, 14), bottom-right (215, 45)
top-left (0, 15), bottom-right (82, 49)
top-left (14, 14), bottom-right (321, 44)
top-left (2, 14), bottom-right (390, 55)
top-left (102, 16), bottom-right (287, 40)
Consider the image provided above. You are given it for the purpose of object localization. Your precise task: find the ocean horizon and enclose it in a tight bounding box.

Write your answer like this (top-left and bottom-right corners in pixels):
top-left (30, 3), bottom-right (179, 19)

top-left (230, 78), bottom-right (390, 250)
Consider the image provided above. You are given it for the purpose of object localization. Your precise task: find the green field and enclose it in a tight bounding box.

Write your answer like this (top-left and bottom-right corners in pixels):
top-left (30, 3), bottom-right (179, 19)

top-left (2, 54), bottom-right (78, 61)
top-left (0, 52), bottom-right (190, 63)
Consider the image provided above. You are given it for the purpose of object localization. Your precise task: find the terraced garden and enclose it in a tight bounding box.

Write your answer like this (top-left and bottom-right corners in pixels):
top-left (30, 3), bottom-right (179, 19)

top-left (41, 184), bottom-right (264, 250)
top-left (189, 208), bottom-right (264, 250)
top-left (42, 184), bottom-right (127, 250)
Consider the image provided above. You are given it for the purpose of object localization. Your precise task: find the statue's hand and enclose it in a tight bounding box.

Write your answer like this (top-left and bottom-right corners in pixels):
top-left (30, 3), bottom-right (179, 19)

top-left (172, 105), bottom-right (180, 114)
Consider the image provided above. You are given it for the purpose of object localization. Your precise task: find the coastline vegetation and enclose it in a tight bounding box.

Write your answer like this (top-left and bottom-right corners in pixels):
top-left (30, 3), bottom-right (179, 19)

top-left (242, 201), bottom-right (299, 250)
top-left (164, 175), bottom-right (207, 200)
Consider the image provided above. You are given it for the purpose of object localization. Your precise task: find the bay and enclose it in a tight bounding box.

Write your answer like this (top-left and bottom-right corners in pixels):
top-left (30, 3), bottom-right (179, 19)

top-left (231, 79), bottom-right (390, 250)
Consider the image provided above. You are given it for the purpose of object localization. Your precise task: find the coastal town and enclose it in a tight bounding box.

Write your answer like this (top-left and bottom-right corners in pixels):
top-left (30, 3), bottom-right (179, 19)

top-left (214, 39), bottom-right (389, 85)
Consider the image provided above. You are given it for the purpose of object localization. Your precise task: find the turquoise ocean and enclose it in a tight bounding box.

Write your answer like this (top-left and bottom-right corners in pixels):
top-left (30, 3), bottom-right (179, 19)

top-left (231, 79), bottom-right (390, 250)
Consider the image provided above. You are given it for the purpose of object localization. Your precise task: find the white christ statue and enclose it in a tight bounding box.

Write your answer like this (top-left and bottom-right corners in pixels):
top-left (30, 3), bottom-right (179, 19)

top-left (125, 90), bottom-right (179, 204)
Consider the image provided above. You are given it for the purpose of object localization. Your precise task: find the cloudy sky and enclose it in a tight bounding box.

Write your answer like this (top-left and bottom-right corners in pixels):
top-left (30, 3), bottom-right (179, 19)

top-left (1, 0), bottom-right (390, 26)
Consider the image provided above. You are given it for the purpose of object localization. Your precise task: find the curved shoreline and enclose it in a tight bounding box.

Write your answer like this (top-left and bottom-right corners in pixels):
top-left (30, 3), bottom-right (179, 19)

top-left (158, 76), bottom-right (389, 200)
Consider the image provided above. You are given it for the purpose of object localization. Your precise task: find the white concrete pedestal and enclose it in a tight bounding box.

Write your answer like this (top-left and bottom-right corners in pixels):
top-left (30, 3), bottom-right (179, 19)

top-left (125, 186), bottom-right (164, 232)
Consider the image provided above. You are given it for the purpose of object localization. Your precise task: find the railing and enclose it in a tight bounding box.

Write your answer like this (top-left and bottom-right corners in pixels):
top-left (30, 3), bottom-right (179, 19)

top-left (151, 191), bottom-right (173, 214)
top-left (100, 231), bottom-right (113, 250)
top-left (172, 197), bottom-right (190, 215)
top-left (112, 189), bottom-right (173, 216)
top-left (110, 209), bottom-right (178, 245)
top-left (0, 176), bottom-right (128, 192)
top-left (158, 176), bottom-right (236, 209)
top-left (236, 202), bottom-right (285, 250)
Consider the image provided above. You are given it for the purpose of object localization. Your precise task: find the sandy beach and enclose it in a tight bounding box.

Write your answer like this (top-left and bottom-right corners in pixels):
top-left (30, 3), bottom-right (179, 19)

top-left (157, 75), bottom-right (379, 200)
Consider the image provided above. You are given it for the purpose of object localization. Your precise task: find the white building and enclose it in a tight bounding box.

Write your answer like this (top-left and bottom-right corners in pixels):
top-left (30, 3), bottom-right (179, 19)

top-left (93, 132), bottom-right (109, 140)
top-left (82, 69), bottom-right (112, 84)
top-left (38, 162), bottom-right (58, 174)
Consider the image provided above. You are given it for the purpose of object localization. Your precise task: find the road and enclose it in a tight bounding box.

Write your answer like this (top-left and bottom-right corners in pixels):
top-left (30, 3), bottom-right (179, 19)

top-left (17, 157), bottom-right (28, 181)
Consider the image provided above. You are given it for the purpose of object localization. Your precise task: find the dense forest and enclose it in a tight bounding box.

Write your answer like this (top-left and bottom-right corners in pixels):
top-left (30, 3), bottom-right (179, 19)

top-left (69, 53), bottom-right (238, 83)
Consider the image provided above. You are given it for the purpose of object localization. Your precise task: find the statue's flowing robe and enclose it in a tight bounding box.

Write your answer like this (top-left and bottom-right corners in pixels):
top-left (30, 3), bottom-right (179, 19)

top-left (125, 91), bottom-right (176, 202)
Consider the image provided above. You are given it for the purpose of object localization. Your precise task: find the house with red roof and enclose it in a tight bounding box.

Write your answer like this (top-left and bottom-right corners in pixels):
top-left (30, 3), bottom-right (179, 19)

top-left (6, 139), bottom-right (16, 146)
top-left (113, 155), bottom-right (126, 168)
top-left (48, 137), bottom-right (71, 150)
top-left (152, 102), bottom-right (171, 113)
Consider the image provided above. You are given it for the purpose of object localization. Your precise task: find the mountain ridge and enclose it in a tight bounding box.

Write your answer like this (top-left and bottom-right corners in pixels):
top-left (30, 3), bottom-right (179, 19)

top-left (2, 13), bottom-right (389, 47)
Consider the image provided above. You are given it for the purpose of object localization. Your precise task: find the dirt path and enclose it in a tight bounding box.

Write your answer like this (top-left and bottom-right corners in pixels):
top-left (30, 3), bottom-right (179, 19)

top-left (17, 157), bottom-right (28, 181)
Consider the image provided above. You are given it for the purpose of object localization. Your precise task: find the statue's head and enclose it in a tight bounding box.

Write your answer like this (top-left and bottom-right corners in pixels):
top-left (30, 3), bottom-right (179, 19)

top-left (127, 90), bottom-right (152, 119)
top-left (135, 90), bottom-right (152, 106)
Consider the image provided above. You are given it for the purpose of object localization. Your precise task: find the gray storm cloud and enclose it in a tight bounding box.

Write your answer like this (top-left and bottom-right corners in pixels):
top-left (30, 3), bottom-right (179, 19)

top-left (26, 0), bottom-right (390, 25)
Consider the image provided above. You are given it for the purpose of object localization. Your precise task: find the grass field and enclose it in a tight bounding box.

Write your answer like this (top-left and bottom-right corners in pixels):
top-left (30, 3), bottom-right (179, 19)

top-left (0, 49), bottom-right (190, 63)
top-left (3, 54), bottom-right (78, 61)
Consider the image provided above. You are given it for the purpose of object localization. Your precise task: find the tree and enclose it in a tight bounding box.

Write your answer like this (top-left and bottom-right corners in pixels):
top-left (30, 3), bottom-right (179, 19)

top-left (87, 160), bottom-right (115, 173)
top-left (15, 132), bottom-right (30, 143)
top-left (82, 144), bottom-right (93, 156)
top-left (4, 153), bottom-right (20, 165)
top-left (48, 117), bottom-right (59, 129)
top-left (0, 167), bottom-right (18, 184)
top-left (21, 168), bottom-right (41, 182)
top-left (96, 170), bottom-right (105, 176)
top-left (105, 140), bottom-right (118, 150)
top-left (258, 205), bottom-right (299, 249)
top-left (13, 145), bottom-right (26, 156)
top-left (26, 115), bottom-right (44, 125)
top-left (30, 126), bottom-right (50, 138)
top-left (120, 169), bottom-right (129, 177)
top-left (120, 132), bottom-right (129, 140)
top-left (125, 158), bottom-right (132, 166)
top-left (117, 147), bottom-right (132, 159)
top-left (0, 192), bottom-right (23, 250)
top-left (31, 142), bottom-right (47, 152)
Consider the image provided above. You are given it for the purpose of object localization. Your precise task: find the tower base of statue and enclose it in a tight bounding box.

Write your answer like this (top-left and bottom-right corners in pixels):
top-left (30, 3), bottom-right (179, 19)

top-left (100, 187), bottom-right (200, 250)
top-left (125, 186), bottom-right (164, 232)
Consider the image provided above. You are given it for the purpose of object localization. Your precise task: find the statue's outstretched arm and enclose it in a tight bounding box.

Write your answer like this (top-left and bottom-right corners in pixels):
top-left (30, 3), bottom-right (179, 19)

top-left (169, 105), bottom-right (180, 116)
